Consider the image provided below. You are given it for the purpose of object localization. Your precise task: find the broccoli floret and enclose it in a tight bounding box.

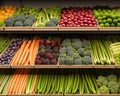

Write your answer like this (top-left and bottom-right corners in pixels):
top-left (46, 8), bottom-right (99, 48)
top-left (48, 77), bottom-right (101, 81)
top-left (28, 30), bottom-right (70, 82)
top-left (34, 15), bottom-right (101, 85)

top-left (82, 39), bottom-right (89, 48)
top-left (107, 74), bottom-right (117, 82)
top-left (82, 56), bottom-right (92, 64)
top-left (73, 53), bottom-right (80, 59)
top-left (59, 53), bottom-right (66, 57)
top-left (62, 39), bottom-right (71, 47)
top-left (15, 14), bottom-right (26, 22)
top-left (67, 51), bottom-right (74, 56)
top-left (99, 86), bottom-right (109, 94)
top-left (59, 57), bottom-right (65, 65)
top-left (71, 39), bottom-right (81, 43)
top-left (23, 19), bottom-right (33, 26)
top-left (65, 56), bottom-right (74, 65)
top-left (27, 14), bottom-right (36, 22)
top-left (14, 21), bottom-right (23, 26)
top-left (72, 41), bottom-right (82, 49)
top-left (96, 75), bottom-right (108, 87)
top-left (108, 81), bottom-right (119, 94)
top-left (45, 21), bottom-right (56, 27)
top-left (78, 48), bottom-right (85, 56)
top-left (84, 50), bottom-right (91, 56)
top-left (66, 46), bottom-right (74, 51)
top-left (4, 17), bottom-right (15, 26)
top-left (74, 58), bottom-right (82, 64)
top-left (50, 18), bottom-right (59, 25)
top-left (59, 47), bottom-right (66, 54)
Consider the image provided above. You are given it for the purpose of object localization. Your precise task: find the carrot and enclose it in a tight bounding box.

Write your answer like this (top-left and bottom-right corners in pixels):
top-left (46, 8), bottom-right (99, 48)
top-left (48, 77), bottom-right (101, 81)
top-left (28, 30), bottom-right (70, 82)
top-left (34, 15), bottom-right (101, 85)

top-left (13, 41), bottom-right (27, 65)
top-left (18, 41), bottom-right (32, 65)
top-left (21, 49), bottom-right (29, 65)
top-left (7, 69), bottom-right (20, 94)
top-left (12, 69), bottom-right (23, 94)
top-left (31, 39), bottom-right (40, 65)
top-left (29, 70), bottom-right (38, 94)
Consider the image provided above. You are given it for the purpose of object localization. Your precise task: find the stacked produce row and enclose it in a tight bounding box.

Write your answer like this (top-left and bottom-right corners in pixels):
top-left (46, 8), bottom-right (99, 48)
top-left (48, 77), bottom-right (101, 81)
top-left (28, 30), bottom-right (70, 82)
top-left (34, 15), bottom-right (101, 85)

top-left (1, 5), bottom-right (120, 27)
top-left (0, 69), bottom-right (119, 95)
top-left (0, 34), bottom-right (120, 66)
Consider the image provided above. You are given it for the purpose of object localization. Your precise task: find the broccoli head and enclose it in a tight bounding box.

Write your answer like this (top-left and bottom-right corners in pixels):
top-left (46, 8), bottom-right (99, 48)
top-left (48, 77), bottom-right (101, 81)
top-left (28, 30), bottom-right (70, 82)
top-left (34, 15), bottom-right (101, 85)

top-left (59, 57), bottom-right (65, 65)
top-left (67, 51), bottom-right (75, 56)
top-left (45, 21), bottom-right (56, 27)
top-left (50, 18), bottom-right (59, 25)
top-left (4, 17), bottom-right (15, 26)
top-left (59, 53), bottom-right (66, 57)
top-left (23, 19), bottom-right (33, 26)
top-left (14, 21), bottom-right (23, 26)
top-left (74, 58), bottom-right (82, 65)
top-left (107, 74), bottom-right (117, 82)
top-left (82, 56), bottom-right (92, 64)
top-left (99, 86), bottom-right (109, 94)
top-left (66, 46), bottom-right (74, 52)
top-left (27, 14), bottom-right (36, 22)
top-left (78, 48), bottom-right (85, 56)
top-left (96, 75), bottom-right (108, 87)
top-left (73, 53), bottom-right (80, 59)
top-left (15, 14), bottom-right (26, 22)
top-left (108, 81), bottom-right (119, 94)
top-left (65, 56), bottom-right (74, 65)
top-left (82, 39), bottom-right (90, 48)
top-left (71, 39), bottom-right (81, 43)
top-left (62, 39), bottom-right (71, 47)
top-left (72, 41), bottom-right (82, 49)
top-left (59, 47), bottom-right (66, 54)
top-left (84, 50), bottom-right (91, 56)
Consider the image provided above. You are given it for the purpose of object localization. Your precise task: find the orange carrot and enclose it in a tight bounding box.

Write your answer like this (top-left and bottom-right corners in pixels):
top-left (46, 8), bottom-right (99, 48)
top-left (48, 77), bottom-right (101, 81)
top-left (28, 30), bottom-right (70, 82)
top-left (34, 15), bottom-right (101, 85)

top-left (21, 49), bottom-right (29, 65)
top-left (18, 41), bottom-right (32, 65)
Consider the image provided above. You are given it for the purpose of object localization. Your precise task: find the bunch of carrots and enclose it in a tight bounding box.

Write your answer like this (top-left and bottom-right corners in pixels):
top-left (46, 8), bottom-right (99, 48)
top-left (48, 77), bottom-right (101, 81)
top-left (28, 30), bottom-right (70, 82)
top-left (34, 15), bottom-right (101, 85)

top-left (0, 6), bottom-right (16, 20)
top-left (10, 36), bottom-right (40, 65)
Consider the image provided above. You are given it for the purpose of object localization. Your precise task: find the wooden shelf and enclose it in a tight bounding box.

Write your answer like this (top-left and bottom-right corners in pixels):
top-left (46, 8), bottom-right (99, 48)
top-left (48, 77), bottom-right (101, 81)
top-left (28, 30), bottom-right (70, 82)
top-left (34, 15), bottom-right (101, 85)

top-left (0, 65), bottom-right (10, 68)
top-left (35, 65), bottom-right (58, 68)
top-left (11, 65), bottom-right (34, 68)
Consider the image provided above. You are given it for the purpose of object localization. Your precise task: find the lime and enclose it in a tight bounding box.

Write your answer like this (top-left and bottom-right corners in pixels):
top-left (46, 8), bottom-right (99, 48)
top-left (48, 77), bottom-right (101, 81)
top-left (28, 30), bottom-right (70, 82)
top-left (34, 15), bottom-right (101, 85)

top-left (99, 23), bottom-right (104, 27)
top-left (111, 15), bottom-right (116, 19)
top-left (98, 16), bottom-right (102, 20)
top-left (113, 19), bottom-right (118, 24)
top-left (117, 23), bottom-right (120, 27)
top-left (104, 23), bottom-right (110, 27)
top-left (111, 23), bottom-right (115, 27)
top-left (107, 18), bottom-right (112, 23)
top-left (98, 20), bottom-right (103, 23)
top-left (118, 18), bottom-right (120, 22)
top-left (103, 20), bottom-right (107, 23)
top-left (0, 20), bottom-right (4, 27)
top-left (102, 16), bottom-right (106, 19)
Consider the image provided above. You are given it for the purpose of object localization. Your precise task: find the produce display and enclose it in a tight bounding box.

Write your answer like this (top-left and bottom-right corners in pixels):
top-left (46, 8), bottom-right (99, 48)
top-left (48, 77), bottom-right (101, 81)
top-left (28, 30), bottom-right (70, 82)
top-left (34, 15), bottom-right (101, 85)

top-left (96, 74), bottom-right (120, 94)
top-left (0, 6), bottom-right (16, 27)
top-left (35, 37), bottom-right (60, 65)
top-left (59, 37), bottom-right (92, 65)
top-left (11, 36), bottom-right (40, 65)
top-left (0, 37), bottom-right (23, 65)
top-left (59, 7), bottom-right (98, 27)
top-left (93, 6), bottom-right (120, 27)
top-left (91, 35), bottom-right (115, 65)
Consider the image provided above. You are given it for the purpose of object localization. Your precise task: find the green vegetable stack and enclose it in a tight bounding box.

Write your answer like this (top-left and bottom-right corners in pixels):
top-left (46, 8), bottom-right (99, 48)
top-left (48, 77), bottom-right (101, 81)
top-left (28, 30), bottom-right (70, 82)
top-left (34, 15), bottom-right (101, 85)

top-left (93, 6), bottom-right (120, 27)
top-left (96, 74), bottom-right (120, 94)
top-left (59, 38), bottom-right (92, 65)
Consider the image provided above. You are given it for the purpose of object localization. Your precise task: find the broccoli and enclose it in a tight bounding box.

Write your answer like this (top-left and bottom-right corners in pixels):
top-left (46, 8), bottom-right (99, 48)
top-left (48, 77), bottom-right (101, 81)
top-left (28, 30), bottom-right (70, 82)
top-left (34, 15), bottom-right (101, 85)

top-left (23, 19), bottom-right (33, 26)
top-left (45, 21), bottom-right (56, 27)
top-left (59, 47), bottom-right (66, 54)
top-left (27, 14), bottom-right (36, 22)
top-left (82, 39), bottom-right (90, 48)
top-left (15, 14), bottom-right (26, 22)
top-left (59, 53), bottom-right (66, 57)
top-left (108, 81), bottom-right (119, 94)
top-left (96, 75), bottom-right (108, 87)
top-left (73, 53), bottom-right (80, 59)
top-left (82, 56), bottom-right (92, 64)
top-left (50, 18), bottom-right (59, 25)
top-left (59, 57), bottom-right (65, 65)
top-left (66, 46), bottom-right (74, 51)
top-left (84, 50), bottom-right (91, 56)
top-left (71, 39), bottom-right (81, 43)
top-left (78, 48), bottom-right (85, 56)
top-left (67, 51), bottom-right (74, 56)
top-left (62, 39), bottom-right (71, 47)
top-left (72, 42), bottom-right (82, 49)
top-left (65, 56), bottom-right (74, 65)
top-left (74, 58), bottom-right (82, 64)
top-left (14, 21), bottom-right (23, 26)
top-left (4, 17), bottom-right (15, 26)
top-left (107, 74), bottom-right (117, 82)
top-left (99, 86), bottom-right (109, 94)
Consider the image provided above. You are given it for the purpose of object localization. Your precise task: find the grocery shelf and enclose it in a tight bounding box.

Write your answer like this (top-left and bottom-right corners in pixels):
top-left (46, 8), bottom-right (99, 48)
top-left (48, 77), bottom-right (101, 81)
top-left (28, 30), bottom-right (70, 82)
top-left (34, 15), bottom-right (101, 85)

top-left (0, 65), bottom-right (10, 68)
top-left (11, 65), bottom-right (34, 68)
top-left (59, 65), bottom-right (94, 68)
top-left (33, 27), bottom-right (58, 31)
top-left (35, 65), bottom-right (59, 68)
